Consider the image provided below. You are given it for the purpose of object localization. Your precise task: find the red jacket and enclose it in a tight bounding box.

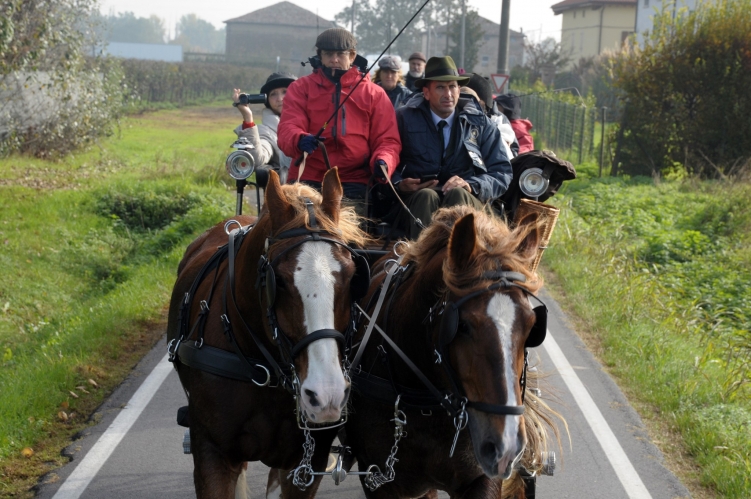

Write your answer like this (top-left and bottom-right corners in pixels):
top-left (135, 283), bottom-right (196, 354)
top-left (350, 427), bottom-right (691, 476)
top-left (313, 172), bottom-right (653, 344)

top-left (278, 67), bottom-right (401, 184)
top-left (510, 119), bottom-right (535, 154)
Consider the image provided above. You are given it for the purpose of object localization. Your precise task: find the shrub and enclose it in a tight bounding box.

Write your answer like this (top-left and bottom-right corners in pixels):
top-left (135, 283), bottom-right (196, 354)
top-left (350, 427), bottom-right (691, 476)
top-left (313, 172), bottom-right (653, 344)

top-left (119, 60), bottom-right (267, 107)
top-left (610, 0), bottom-right (751, 177)
top-left (0, 1), bottom-right (126, 158)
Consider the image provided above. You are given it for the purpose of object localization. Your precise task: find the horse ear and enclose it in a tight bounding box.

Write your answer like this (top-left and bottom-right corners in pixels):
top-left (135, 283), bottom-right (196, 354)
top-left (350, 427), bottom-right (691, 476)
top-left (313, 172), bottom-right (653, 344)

top-left (265, 169), bottom-right (296, 232)
top-left (515, 212), bottom-right (541, 262)
top-left (321, 167), bottom-right (343, 225)
top-left (448, 213), bottom-right (477, 270)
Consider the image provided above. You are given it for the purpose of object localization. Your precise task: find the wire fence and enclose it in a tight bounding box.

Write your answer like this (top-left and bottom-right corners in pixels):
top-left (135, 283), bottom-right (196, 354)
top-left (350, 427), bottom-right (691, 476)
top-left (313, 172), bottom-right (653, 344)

top-left (520, 94), bottom-right (610, 168)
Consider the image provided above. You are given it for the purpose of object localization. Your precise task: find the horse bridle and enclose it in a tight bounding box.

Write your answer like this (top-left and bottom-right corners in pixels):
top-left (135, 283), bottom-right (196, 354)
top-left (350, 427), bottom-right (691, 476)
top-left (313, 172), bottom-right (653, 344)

top-left (170, 199), bottom-right (370, 429)
top-left (349, 260), bottom-right (548, 457)
top-left (427, 271), bottom-right (548, 416)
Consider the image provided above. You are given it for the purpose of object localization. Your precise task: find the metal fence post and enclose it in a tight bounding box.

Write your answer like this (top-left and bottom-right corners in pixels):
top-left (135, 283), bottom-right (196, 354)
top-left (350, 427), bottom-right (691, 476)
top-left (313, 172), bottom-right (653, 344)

top-left (578, 106), bottom-right (586, 164)
top-left (598, 107), bottom-right (608, 177)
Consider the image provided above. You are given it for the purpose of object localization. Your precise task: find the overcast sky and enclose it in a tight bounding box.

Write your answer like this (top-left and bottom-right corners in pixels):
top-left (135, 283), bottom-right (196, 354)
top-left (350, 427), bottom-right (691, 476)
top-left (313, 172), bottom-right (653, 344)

top-left (98, 0), bottom-right (562, 43)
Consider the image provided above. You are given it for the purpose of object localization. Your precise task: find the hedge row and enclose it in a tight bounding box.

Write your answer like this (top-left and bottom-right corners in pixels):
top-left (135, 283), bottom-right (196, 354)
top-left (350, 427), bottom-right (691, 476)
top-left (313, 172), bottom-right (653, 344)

top-left (119, 60), bottom-right (269, 107)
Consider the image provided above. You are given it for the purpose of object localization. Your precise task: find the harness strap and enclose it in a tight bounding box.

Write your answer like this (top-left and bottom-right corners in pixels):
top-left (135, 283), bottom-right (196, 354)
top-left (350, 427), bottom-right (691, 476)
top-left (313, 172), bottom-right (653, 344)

top-left (290, 329), bottom-right (345, 358)
top-left (350, 257), bottom-right (402, 372)
top-left (355, 305), bottom-right (458, 416)
top-left (177, 342), bottom-right (277, 386)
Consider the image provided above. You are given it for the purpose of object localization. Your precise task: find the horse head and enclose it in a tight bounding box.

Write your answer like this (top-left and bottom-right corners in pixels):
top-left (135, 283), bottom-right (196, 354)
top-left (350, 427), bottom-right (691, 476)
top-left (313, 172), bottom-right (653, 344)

top-left (431, 208), bottom-right (543, 479)
top-left (258, 168), bottom-right (368, 424)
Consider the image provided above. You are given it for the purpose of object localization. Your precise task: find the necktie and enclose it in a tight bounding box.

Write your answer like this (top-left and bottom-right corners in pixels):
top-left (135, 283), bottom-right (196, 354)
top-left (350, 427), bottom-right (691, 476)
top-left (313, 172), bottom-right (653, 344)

top-left (437, 120), bottom-right (448, 158)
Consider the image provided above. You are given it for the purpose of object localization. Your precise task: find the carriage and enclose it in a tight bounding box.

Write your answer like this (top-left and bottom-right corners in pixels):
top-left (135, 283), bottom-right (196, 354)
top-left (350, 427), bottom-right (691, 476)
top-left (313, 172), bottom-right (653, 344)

top-left (165, 143), bottom-right (575, 499)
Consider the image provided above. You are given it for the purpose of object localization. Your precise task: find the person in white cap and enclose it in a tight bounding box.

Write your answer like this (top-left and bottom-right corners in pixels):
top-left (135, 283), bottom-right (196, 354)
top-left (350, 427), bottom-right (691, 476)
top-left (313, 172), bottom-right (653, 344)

top-left (374, 55), bottom-right (413, 109)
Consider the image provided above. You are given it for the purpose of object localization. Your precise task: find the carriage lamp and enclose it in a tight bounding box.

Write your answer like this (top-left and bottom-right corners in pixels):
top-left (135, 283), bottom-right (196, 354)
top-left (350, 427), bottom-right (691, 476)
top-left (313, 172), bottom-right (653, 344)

top-left (225, 137), bottom-right (256, 180)
top-left (518, 167), bottom-right (550, 200)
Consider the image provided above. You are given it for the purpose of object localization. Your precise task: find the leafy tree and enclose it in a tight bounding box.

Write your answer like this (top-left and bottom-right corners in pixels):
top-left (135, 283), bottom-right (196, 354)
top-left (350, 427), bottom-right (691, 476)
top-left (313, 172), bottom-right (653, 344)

top-left (106, 12), bottom-right (166, 44)
top-left (447, 8), bottom-right (482, 71)
top-left (172, 14), bottom-right (225, 53)
top-left (0, 0), bottom-right (125, 157)
top-left (611, 0), bottom-right (751, 177)
top-left (523, 38), bottom-right (571, 84)
top-left (334, 0), bottom-right (426, 58)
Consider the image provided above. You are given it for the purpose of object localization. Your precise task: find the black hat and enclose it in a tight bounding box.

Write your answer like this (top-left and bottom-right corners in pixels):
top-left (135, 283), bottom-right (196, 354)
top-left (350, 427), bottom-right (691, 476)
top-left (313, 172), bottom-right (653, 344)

top-left (260, 72), bottom-right (297, 95)
top-left (466, 73), bottom-right (494, 111)
top-left (414, 56), bottom-right (470, 89)
top-left (316, 28), bottom-right (357, 51)
top-left (495, 93), bottom-right (522, 120)
top-left (260, 72), bottom-right (296, 109)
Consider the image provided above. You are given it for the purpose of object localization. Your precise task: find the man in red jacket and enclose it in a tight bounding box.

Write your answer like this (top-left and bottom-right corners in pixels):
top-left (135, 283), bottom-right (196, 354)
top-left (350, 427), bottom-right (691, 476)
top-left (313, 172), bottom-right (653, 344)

top-left (277, 27), bottom-right (401, 214)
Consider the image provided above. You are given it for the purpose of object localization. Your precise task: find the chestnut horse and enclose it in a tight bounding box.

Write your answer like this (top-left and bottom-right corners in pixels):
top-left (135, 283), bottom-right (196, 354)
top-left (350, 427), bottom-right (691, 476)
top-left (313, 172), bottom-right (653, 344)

top-left (342, 206), bottom-right (558, 499)
top-left (166, 169), bottom-right (370, 499)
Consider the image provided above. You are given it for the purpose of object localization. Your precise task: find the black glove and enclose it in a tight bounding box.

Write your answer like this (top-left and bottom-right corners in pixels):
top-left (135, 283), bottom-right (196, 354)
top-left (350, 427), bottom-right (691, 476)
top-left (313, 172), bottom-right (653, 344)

top-left (373, 159), bottom-right (389, 180)
top-left (298, 134), bottom-right (323, 154)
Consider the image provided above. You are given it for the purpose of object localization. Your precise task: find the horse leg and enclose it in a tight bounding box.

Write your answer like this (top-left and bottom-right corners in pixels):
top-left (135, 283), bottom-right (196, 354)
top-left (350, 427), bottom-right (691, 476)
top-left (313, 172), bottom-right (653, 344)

top-left (235, 462), bottom-right (249, 499)
top-left (192, 437), bottom-right (246, 499)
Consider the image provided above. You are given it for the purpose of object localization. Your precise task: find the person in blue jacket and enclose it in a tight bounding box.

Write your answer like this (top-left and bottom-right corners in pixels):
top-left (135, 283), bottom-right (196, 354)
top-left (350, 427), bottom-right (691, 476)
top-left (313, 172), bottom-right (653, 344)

top-left (391, 56), bottom-right (512, 239)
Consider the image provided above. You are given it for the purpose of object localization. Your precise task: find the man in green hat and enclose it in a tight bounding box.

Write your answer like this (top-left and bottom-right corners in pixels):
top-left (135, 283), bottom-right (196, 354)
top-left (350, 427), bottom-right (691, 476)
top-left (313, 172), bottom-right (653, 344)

top-left (391, 56), bottom-right (512, 238)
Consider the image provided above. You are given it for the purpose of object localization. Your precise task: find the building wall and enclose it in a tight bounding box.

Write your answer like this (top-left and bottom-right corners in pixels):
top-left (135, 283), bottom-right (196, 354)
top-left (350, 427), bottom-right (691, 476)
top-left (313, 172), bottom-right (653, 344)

top-left (560, 4), bottom-right (635, 65)
top-left (104, 42), bottom-right (183, 62)
top-left (226, 23), bottom-right (320, 73)
top-left (635, 0), bottom-right (699, 45)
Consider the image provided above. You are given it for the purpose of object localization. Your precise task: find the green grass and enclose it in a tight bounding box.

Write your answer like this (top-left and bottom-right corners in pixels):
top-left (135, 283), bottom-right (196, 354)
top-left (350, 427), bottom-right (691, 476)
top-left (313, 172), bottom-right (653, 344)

top-left (544, 176), bottom-right (751, 498)
top-left (0, 102), bottom-right (243, 495)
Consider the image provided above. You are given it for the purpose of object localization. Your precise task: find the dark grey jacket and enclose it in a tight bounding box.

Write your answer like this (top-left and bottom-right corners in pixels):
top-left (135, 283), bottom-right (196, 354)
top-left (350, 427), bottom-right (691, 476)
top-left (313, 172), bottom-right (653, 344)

top-left (380, 82), bottom-right (413, 109)
top-left (393, 94), bottom-right (512, 203)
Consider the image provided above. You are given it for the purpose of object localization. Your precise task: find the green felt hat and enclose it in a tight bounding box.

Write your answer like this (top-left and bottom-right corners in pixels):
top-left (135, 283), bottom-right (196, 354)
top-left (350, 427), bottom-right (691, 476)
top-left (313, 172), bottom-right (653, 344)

top-left (414, 56), bottom-right (470, 89)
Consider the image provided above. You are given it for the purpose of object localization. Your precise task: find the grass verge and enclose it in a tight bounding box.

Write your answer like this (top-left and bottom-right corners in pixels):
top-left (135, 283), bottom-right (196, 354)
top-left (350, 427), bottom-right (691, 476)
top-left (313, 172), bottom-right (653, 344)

top-left (0, 102), bottom-right (242, 497)
top-left (542, 174), bottom-right (751, 498)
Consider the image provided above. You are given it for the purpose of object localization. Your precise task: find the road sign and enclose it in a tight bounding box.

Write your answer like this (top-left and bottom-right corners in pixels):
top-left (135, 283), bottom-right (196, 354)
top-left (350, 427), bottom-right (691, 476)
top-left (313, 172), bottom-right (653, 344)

top-left (491, 74), bottom-right (510, 94)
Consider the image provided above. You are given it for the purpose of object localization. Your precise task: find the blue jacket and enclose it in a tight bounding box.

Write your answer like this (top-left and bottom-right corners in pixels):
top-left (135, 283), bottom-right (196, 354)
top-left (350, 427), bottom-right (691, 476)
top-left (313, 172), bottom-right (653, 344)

top-left (393, 94), bottom-right (512, 203)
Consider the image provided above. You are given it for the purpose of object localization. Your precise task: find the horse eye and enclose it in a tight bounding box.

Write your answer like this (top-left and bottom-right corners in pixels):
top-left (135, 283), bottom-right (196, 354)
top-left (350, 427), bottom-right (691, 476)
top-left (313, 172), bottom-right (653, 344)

top-left (457, 319), bottom-right (471, 337)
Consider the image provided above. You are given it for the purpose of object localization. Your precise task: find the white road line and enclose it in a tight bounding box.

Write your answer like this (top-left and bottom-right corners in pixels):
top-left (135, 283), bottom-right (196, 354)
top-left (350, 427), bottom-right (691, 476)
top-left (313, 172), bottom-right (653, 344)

top-left (543, 331), bottom-right (653, 499)
top-left (52, 353), bottom-right (173, 499)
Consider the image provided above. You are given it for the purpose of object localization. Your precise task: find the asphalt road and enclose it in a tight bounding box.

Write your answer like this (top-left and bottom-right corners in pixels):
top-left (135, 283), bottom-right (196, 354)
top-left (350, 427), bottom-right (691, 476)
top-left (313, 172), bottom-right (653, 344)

top-left (36, 289), bottom-right (691, 499)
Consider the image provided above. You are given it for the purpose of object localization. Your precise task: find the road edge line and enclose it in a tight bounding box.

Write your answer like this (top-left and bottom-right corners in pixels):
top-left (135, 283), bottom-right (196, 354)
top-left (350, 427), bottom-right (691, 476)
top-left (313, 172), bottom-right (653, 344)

top-left (52, 353), bottom-right (173, 499)
top-left (543, 331), bottom-right (653, 499)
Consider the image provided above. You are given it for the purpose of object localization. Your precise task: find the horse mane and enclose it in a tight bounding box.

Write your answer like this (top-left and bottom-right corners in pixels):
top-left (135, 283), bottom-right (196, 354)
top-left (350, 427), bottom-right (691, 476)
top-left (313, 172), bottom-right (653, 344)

top-left (264, 182), bottom-right (371, 248)
top-left (398, 205), bottom-right (543, 295)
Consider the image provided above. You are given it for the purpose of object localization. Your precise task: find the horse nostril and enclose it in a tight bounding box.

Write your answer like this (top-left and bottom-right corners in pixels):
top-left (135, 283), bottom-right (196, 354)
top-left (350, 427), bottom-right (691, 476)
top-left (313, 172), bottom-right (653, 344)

top-left (305, 389), bottom-right (320, 407)
top-left (480, 441), bottom-right (498, 461)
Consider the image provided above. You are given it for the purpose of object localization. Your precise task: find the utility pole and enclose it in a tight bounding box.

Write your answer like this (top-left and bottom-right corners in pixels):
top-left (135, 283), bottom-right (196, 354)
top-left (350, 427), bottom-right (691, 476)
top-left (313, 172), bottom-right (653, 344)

top-left (426, 9), bottom-right (431, 57)
top-left (497, 0), bottom-right (511, 74)
top-left (460, 0), bottom-right (466, 69)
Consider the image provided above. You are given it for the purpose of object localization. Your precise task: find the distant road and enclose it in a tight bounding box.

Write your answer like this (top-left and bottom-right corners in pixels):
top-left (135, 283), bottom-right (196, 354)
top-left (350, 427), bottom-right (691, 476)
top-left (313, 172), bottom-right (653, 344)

top-left (37, 290), bottom-right (690, 499)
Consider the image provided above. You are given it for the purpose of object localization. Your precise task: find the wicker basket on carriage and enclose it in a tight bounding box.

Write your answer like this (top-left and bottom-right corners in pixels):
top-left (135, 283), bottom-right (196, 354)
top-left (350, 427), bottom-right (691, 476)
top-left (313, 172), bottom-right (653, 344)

top-left (514, 198), bottom-right (560, 274)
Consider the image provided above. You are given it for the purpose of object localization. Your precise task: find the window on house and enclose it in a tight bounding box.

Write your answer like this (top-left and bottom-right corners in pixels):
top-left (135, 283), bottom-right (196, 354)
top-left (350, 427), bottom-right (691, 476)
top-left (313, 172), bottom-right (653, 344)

top-left (580, 32), bottom-right (584, 53)
top-left (574, 11), bottom-right (576, 18)
top-left (582, 9), bottom-right (586, 17)
top-left (481, 56), bottom-right (489, 66)
top-left (644, 0), bottom-right (649, 6)
top-left (571, 33), bottom-right (575, 52)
